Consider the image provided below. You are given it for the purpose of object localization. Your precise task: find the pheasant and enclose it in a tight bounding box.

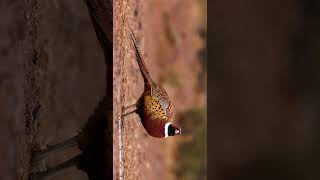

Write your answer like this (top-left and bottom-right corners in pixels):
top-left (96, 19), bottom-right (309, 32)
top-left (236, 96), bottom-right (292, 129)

top-left (123, 28), bottom-right (181, 138)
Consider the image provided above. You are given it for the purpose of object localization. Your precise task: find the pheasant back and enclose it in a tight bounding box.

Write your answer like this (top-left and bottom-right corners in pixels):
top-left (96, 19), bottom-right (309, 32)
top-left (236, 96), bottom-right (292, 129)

top-left (150, 83), bottom-right (173, 119)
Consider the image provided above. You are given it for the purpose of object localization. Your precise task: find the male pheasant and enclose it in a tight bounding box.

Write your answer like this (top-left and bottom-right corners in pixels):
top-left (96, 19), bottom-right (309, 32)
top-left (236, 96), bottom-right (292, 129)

top-left (127, 28), bottom-right (181, 138)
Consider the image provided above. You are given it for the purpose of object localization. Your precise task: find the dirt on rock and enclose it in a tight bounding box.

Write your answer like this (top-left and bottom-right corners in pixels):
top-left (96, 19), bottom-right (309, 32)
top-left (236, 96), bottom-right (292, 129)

top-left (113, 0), bottom-right (206, 179)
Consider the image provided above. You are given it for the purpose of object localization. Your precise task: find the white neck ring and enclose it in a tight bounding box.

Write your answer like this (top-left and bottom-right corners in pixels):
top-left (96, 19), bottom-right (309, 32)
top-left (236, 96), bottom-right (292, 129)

top-left (164, 122), bottom-right (172, 138)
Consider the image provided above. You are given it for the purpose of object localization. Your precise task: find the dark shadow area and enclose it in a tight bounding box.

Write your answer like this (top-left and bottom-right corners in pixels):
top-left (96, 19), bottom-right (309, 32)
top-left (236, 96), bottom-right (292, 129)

top-left (77, 1), bottom-right (113, 179)
top-left (29, 0), bottom-right (113, 179)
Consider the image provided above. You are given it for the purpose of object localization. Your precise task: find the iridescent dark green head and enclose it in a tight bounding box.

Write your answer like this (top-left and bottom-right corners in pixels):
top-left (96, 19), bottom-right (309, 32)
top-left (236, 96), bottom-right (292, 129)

top-left (165, 122), bottom-right (182, 138)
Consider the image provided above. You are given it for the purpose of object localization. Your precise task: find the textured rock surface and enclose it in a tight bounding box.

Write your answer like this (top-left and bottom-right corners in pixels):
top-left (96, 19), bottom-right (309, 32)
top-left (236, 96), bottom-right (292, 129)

top-left (0, 0), bottom-right (205, 179)
top-left (0, 0), bottom-right (105, 179)
top-left (113, 0), bottom-right (205, 179)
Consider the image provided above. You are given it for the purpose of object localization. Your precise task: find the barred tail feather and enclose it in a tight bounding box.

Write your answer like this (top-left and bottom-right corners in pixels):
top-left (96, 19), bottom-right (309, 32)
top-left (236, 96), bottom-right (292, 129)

top-left (129, 27), bottom-right (153, 84)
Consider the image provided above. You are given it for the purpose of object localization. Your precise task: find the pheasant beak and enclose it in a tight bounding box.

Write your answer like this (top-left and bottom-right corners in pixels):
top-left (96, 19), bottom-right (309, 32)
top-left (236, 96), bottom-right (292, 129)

top-left (175, 128), bottom-right (182, 135)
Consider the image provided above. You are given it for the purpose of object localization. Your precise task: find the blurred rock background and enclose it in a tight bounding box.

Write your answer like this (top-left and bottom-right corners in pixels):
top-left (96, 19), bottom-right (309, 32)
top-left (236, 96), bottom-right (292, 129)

top-left (211, 0), bottom-right (320, 179)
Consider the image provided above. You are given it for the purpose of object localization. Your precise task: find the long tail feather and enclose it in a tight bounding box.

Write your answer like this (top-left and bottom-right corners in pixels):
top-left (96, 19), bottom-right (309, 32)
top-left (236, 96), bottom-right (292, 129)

top-left (129, 27), bottom-right (153, 84)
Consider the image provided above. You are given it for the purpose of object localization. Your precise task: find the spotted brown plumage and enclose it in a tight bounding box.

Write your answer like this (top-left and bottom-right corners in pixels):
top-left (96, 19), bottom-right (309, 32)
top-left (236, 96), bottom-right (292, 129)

top-left (129, 28), bottom-right (181, 138)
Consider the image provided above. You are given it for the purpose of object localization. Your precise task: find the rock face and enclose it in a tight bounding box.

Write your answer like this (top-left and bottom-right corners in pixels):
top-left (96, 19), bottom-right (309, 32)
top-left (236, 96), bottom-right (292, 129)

top-left (1, 0), bottom-right (105, 179)
top-left (113, 0), bottom-right (205, 179)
